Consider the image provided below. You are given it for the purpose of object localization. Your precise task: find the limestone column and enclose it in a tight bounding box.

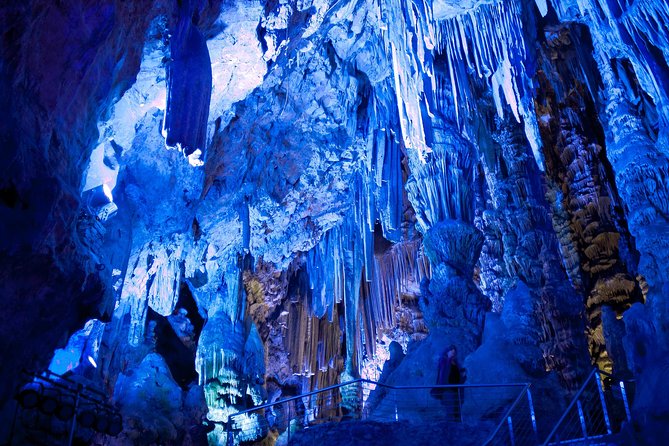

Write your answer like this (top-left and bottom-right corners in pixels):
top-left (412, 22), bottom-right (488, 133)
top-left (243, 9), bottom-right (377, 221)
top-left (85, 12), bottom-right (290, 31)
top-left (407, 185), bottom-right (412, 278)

top-left (598, 56), bottom-right (669, 344)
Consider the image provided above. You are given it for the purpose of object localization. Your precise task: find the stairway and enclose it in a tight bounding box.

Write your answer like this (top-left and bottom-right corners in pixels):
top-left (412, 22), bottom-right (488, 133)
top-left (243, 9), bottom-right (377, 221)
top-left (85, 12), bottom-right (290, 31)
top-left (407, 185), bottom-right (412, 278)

top-left (220, 369), bottom-right (633, 445)
top-left (541, 369), bottom-right (634, 446)
top-left (223, 378), bottom-right (537, 445)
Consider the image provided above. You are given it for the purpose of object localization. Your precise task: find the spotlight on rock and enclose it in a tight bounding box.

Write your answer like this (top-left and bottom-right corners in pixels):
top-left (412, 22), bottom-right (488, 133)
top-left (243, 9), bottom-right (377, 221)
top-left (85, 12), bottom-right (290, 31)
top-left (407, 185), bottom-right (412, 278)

top-left (16, 382), bottom-right (42, 409)
top-left (55, 394), bottom-right (76, 421)
top-left (82, 184), bottom-right (118, 221)
top-left (38, 387), bottom-right (60, 415)
top-left (78, 407), bottom-right (97, 429)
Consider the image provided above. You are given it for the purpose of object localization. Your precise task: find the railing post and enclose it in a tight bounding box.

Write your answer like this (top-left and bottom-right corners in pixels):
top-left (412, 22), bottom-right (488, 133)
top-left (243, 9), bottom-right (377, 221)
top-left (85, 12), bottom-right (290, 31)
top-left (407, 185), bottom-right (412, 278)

top-left (358, 381), bottom-right (363, 420)
top-left (620, 381), bottom-right (632, 423)
top-left (482, 384), bottom-right (534, 446)
top-left (424, 384), bottom-right (427, 420)
top-left (526, 386), bottom-right (538, 439)
top-left (577, 400), bottom-right (588, 439)
top-left (458, 387), bottom-right (463, 423)
top-left (541, 368), bottom-right (598, 446)
top-left (507, 416), bottom-right (515, 446)
top-left (67, 384), bottom-right (81, 446)
top-left (225, 419), bottom-right (234, 446)
top-left (595, 373), bottom-right (612, 434)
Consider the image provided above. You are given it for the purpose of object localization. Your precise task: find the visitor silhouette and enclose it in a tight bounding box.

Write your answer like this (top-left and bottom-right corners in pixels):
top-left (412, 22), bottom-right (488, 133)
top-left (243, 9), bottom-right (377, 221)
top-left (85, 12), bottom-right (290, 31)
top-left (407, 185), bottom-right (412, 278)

top-left (432, 345), bottom-right (465, 421)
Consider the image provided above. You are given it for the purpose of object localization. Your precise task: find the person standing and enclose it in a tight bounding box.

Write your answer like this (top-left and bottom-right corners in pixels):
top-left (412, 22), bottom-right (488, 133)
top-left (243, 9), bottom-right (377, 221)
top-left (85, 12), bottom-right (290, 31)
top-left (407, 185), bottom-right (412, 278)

top-left (435, 345), bottom-right (465, 421)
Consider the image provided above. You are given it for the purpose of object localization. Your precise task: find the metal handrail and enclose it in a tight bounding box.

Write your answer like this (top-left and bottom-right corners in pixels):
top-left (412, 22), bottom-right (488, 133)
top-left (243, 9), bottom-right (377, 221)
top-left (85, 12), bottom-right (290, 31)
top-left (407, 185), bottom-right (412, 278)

top-left (541, 368), bottom-right (599, 446)
top-left (221, 368), bottom-right (637, 446)
top-left (220, 377), bottom-right (539, 446)
top-left (540, 368), bottom-right (637, 446)
top-left (22, 369), bottom-right (114, 409)
top-left (223, 379), bottom-right (364, 421)
top-left (223, 378), bottom-right (530, 421)
top-left (482, 383), bottom-right (533, 445)
top-left (484, 367), bottom-right (637, 446)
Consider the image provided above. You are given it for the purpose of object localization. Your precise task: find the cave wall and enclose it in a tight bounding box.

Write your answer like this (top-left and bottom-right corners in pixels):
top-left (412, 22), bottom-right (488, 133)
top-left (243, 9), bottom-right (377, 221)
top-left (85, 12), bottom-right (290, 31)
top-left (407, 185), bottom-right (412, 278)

top-left (0, 0), bottom-right (171, 407)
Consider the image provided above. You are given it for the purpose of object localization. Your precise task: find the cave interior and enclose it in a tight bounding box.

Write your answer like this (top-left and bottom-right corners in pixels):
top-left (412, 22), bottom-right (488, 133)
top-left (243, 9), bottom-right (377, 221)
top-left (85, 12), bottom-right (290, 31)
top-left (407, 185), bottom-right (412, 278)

top-left (1, 0), bottom-right (669, 445)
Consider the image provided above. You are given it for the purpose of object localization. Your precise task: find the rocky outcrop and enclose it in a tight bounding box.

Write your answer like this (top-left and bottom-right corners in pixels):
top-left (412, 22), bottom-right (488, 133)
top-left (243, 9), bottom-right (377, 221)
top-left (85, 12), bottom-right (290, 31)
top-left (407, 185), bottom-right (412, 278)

top-left (534, 24), bottom-right (644, 373)
top-left (421, 220), bottom-right (489, 354)
top-left (0, 0), bottom-right (176, 406)
top-left (465, 282), bottom-right (564, 438)
top-left (112, 353), bottom-right (206, 446)
top-left (620, 304), bottom-right (669, 444)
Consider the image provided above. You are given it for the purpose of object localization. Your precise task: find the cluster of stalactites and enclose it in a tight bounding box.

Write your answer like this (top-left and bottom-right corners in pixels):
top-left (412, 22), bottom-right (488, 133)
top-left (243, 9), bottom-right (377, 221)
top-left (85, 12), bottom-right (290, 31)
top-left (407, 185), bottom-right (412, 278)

top-left (374, 0), bottom-right (438, 166)
top-left (405, 117), bottom-right (477, 233)
top-left (372, 0), bottom-right (545, 172)
top-left (304, 194), bottom-right (429, 370)
top-left (549, 0), bottom-right (669, 127)
top-left (362, 72), bottom-right (413, 243)
top-left (434, 0), bottom-right (544, 168)
top-left (303, 171), bottom-right (376, 320)
top-left (286, 297), bottom-right (344, 385)
top-left (359, 239), bottom-right (429, 360)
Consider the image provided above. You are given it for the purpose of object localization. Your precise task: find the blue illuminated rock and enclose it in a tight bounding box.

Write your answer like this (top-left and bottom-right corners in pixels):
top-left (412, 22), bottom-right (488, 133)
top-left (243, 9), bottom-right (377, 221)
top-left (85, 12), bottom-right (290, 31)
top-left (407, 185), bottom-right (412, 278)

top-left (114, 353), bottom-right (206, 444)
top-left (2, 1), bottom-right (669, 445)
top-left (162, 0), bottom-right (213, 165)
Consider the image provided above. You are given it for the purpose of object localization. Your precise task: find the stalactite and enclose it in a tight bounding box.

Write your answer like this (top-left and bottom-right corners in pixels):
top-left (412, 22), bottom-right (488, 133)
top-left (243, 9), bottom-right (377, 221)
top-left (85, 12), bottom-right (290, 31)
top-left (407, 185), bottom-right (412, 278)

top-left (358, 238), bottom-right (429, 360)
top-left (365, 84), bottom-right (406, 242)
top-left (549, 0), bottom-right (669, 126)
top-left (434, 0), bottom-right (544, 168)
top-left (406, 117), bottom-right (477, 233)
top-left (304, 223), bottom-right (346, 320)
top-left (304, 214), bottom-right (430, 374)
top-left (240, 257), bottom-right (348, 436)
top-left (370, 0), bottom-right (442, 175)
top-left (286, 298), bottom-right (343, 383)
top-left (162, 0), bottom-right (213, 166)
top-left (113, 234), bottom-right (187, 347)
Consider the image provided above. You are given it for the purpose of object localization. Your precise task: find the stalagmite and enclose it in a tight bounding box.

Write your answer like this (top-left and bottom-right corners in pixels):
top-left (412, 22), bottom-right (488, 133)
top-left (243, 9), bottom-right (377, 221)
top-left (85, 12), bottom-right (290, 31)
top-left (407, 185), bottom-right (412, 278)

top-left (598, 55), bottom-right (669, 343)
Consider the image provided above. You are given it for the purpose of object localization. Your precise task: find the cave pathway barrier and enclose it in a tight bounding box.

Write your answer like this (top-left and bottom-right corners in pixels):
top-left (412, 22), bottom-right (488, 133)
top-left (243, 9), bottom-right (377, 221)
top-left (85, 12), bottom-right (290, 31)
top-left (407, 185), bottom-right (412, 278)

top-left (224, 378), bottom-right (538, 445)
top-left (541, 368), bottom-right (635, 446)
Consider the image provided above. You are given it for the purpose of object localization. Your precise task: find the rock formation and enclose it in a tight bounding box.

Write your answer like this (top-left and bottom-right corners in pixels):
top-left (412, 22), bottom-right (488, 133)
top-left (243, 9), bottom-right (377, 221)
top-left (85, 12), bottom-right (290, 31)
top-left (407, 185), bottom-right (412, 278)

top-left (1, 0), bottom-right (668, 445)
